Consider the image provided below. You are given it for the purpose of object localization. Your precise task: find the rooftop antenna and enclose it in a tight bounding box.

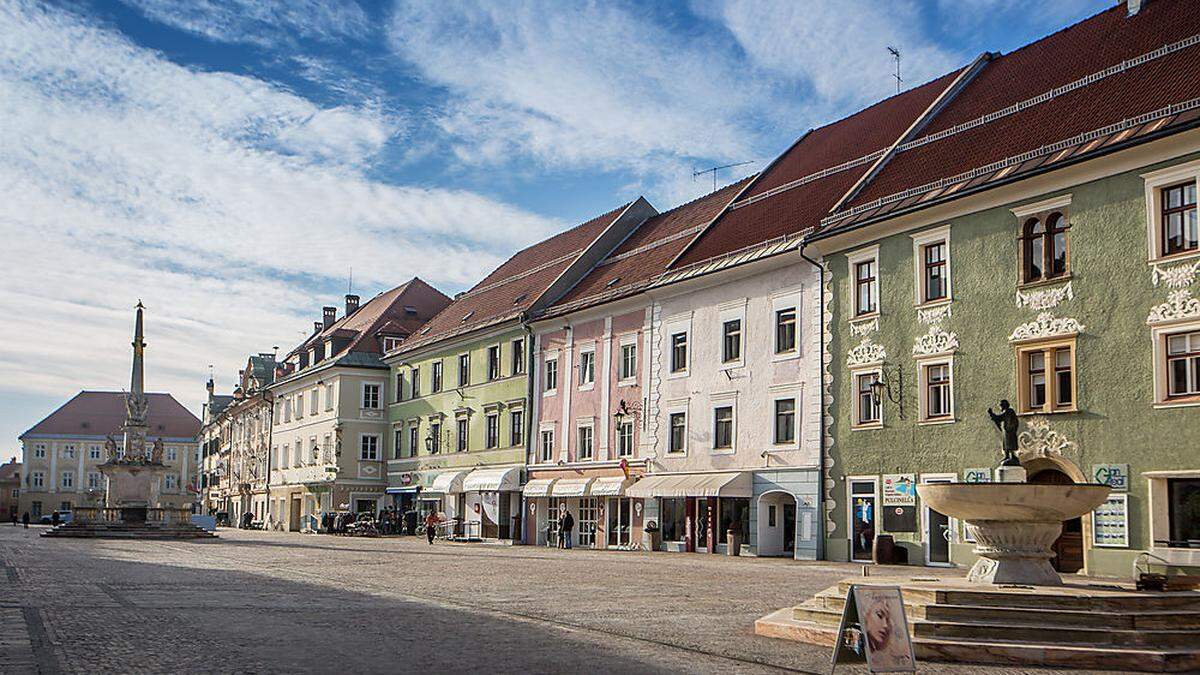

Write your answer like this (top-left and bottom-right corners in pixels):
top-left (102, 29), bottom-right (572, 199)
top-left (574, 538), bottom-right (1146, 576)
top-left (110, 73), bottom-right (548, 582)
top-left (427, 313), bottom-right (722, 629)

top-left (887, 46), bottom-right (902, 94)
top-left (348, 266), bottom-right (353, 295)
top-left (693, 160), bottom-right (754, 192)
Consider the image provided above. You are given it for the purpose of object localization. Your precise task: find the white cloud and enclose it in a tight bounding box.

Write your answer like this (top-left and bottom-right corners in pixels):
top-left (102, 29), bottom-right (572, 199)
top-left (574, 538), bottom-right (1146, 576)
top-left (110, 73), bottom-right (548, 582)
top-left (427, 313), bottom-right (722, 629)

top-left (119, 0), bottom-right (373, 48)
top-left (0, 1), bottom-right (562, 425)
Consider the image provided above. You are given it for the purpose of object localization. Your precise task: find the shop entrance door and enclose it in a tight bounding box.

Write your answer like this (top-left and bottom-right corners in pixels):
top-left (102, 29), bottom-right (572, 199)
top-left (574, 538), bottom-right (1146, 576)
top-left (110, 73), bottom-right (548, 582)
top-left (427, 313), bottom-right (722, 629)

top-left (289, 496), bottom-right (301, 531)
top-left (577, 498), bottom-right (597, 548)
top-left (922, 476), bottom-right (954, 566)
top-left (547, 498), bottom-right (560, 547)
top-left (693, 498), bottom-right (711, 552)
top-left (498, 492), bottom-right (511, 539)
top-left (783, 502), bottom-right (796, 554)
top-left (607, 498), bottom-right (632, 548)
top-left (850, 479), bottom-right (877, 562)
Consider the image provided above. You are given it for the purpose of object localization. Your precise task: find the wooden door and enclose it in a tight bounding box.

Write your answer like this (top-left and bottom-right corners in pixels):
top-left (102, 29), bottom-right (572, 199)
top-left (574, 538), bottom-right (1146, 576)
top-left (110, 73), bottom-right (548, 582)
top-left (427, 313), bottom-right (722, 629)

top-left (1028, 468), bottom-right (1084, 573)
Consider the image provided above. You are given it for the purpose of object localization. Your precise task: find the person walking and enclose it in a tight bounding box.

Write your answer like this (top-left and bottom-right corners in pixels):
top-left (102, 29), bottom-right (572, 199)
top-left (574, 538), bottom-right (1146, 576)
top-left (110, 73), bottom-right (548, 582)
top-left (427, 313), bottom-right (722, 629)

top-left (424, 509), bottom-right (439, 545)
top-left (561, 510), bottom-right (574, 550)
top-left (10, 511), bottom-right (16, 526)
top-left (21, 512), bottom-right (29, 529)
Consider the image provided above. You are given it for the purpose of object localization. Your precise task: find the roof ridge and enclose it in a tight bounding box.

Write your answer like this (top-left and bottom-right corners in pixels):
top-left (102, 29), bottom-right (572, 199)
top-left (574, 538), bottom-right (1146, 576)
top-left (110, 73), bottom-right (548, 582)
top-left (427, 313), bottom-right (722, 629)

top-left (454, 248), bottom-right (583, 300)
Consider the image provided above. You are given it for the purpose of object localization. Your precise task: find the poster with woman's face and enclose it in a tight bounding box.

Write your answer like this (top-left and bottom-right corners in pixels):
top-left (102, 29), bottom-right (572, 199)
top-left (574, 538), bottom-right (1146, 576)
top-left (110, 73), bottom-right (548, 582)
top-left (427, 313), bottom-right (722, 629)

top-left (854, 586), bottom-right (915, 672)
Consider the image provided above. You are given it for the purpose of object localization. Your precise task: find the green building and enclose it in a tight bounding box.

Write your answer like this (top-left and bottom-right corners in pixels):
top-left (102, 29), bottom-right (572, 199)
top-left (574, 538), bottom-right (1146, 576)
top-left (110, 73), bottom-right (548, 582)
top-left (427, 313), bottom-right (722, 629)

top-left (802, 3), bottom-right (1200, 578)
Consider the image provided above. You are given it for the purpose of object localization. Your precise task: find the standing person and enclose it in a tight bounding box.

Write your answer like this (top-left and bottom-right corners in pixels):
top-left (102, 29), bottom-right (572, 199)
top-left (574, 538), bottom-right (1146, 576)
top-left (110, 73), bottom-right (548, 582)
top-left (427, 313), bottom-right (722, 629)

top-left (561, 510), bottom-right (574, 550)
top-left (10, 511), bottom-right (16, 527)
top-left (21, 512), bottom-right (29, 529)
top-left (425, 509), bottom-right (439, 545)
top-left (51, 511), bottom-right (60, 528)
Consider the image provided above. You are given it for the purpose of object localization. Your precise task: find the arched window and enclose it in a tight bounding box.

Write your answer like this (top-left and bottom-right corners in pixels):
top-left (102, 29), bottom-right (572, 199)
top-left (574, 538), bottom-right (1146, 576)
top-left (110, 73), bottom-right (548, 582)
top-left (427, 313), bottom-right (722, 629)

top-left (1020, 212), bottom-right (1069, 283)
top-left (1022, 217), bottom-right (1044, 283)
top-left (1047, 212), bottom-right (1069, 278)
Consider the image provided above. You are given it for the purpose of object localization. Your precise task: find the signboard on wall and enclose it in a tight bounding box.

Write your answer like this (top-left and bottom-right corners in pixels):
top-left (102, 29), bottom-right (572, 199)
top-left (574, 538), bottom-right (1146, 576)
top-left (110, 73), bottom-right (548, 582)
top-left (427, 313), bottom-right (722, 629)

top-left (882, 475), bottom-right (917, 506)
top-left (963, 468), bottom-right (992, 484)
top-left (1091, 464), bottom-right (1130, 491)
top-left (1092, 493), bottom-right (1129, 548)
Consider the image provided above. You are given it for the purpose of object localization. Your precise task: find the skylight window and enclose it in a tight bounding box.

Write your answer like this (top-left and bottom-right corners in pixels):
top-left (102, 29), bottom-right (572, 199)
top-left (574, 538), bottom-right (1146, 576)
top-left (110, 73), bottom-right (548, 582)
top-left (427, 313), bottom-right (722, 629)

top-left (461, 311), bottom-right (475, 323)
top-left (605, 277), bottom-right (621, 288)
top-left (513, 293), bottom-right (528, 305)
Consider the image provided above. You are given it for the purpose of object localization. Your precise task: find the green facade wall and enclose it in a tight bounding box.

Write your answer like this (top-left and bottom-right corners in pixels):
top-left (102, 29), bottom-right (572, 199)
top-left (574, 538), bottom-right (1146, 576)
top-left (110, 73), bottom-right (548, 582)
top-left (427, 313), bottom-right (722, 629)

top-left (386, 325), bottom-right (530, 478)
top-left (825, 155), bottom-right (1200, 578)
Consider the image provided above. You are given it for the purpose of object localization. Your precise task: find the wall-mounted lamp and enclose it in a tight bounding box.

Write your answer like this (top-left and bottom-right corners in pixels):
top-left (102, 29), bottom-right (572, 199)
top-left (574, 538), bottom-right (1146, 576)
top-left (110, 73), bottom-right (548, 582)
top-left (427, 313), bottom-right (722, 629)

top-left (613, 399), bottom-right (642, 427)
top-left (869, 363), bottom-right (905, 420)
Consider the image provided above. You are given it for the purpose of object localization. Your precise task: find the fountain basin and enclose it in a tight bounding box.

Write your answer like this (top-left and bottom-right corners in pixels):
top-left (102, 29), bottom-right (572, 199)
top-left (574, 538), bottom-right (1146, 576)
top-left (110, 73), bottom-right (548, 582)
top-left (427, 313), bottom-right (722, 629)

top-left (917, 483), bottom-right (1111, 586)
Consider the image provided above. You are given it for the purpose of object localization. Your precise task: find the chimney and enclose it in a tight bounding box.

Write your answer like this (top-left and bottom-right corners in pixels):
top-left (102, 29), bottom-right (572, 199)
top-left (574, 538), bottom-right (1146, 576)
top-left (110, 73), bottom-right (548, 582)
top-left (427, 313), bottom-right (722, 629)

top-left (1127, 0), bottom-right (1144, 16)
top-left (206, 377), bottom-right (214, 398)
top-left (313, 321), bottom-right (323, 334)
top-left (345, 294), bottom-right (360, 316)
top-left (322, 306), bottom-right (337, 329)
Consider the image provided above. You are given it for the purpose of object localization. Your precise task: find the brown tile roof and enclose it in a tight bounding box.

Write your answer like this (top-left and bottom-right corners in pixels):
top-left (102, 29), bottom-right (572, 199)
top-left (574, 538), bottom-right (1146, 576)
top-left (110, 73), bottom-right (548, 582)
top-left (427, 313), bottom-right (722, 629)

top-left (0, 461), bottom-right (19, 482)
top-left (21, 391), bottom-right (201, 441)
top-left (395, 202), bottom-right (633, 354)
top-left (541, 178), bottom-right (752, 318)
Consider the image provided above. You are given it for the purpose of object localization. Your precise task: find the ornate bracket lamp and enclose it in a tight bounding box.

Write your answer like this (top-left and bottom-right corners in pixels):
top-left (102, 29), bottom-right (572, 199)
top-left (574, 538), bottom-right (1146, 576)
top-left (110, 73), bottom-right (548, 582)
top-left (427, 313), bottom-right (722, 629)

top-left (869, 363), bottom-right (905, 420)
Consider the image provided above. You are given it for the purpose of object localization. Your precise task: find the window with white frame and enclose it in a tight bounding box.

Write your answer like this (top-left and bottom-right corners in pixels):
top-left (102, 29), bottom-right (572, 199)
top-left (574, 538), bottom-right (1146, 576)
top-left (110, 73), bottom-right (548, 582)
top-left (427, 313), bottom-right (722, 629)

top-left (1016, 338), bottom-right (1076, 414)
top-left (544, 358), bottom-right (558, 393)
top-left (431, 361), bottom-right (443, 393)
top-left (311, 388), bottom-right (319, 415)
top-left (619, 341), bottom-right (637, 381)
top-left (325, 383), bottom-right (335, 411)
top-left (167, 447), bottom-right (177, 462)
top-left (617, 421), bottom-right (634, 457)
top-left (87, 472), bottom-right (102, 489)
top-left (295, 394), bottom-right (304, 418)
top-left (165, 474), bottom-right (177, 490)
top-left (362, 383), bottom-right (381, 409)
top-left (60, 471), bottom-right (73, 489)
top-left (31, 472), bottom-right (44, 489)
top-left (488, 345), bottom-right (501, 380)
top-left (360, 434), bottom-right (379, 461)
top-left (921, 360), bottom-right (954, 421)
top-left (1165, 329), bottom-right (1200, 401)
top-left (713, 406), bottom-right (734, 450)
top-left (63, 444), bottom-right (75, 460)
top-left (33, 444), bottom-right (45, 459)
top-left (911, 225), bottom-right (951, 304)
top-left (509, 409), bottom-right (524, 447)
top-left (383, 336), bottom-right (403, 353)
top-left (511, 338), bottom-right (525, 375)
top-left (458, 353), bottom-right (470, 387)
top-left (88, 445), bottom-right (101, 460)
top-left (722, 319), bottom-right (741, 363)
top-left (854, 370), bottom-right (882, 427)
top-left (577, 424), bottom-right (594, 461)
top-left (847, 245), bottom-right (880, 317)
top-left (578, 349), bottom-right (595, 388)
top-left (486, 412), bottom-right (500, 448)
top-left (667, 411), bottom-right (687, 454)
top-left (539, 429), bottom-right (554, 463)
top-left (670, 331), bottom-right (688, 373)
top-left (457, 418), bottom-right (469, 452)
top-left (773, 398), bottom-right (796, 445)
top-left (775, 307), bottom-right (796, 354)
top-left (411, 367), bottom-right (421, 397)
top-left (1142, 162), bottom-right (1200, 262)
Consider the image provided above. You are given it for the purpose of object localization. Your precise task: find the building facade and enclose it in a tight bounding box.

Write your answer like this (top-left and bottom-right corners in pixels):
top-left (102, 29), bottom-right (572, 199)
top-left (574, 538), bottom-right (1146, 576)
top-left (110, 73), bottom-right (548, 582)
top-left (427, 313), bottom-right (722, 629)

top-left (267, 281), bottom-right (450, 531)
top-left (18, 391), bottom-right (200, 518)
top-left (0, 459), bottom-right (21, 520)
top-left (198, 353), bottom-right (275, 524)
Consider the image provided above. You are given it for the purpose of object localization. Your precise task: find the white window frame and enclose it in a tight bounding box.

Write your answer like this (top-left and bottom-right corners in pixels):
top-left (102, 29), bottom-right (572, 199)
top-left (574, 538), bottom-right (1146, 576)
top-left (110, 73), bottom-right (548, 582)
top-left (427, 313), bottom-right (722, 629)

top-left (538, 425), bottom-right (555, 464)
top-left (618, 335), bottom-right (639, 385)
top-left (311, 388), bottom-right (319, 415)
top-left (911, 224), bottom-right (952, 308)
top-left (31, 471), bottom-right (45, 489)
top-left (576, 420), bottom-right (595, 461)
top-left (487, 343), bottom-right (502, 381)
top-left (770, 391), bottom-right (800, 448)
top-left (577, 347), bottom-right (596, 391)
top-left (616, 420), bottom-right (635, 458)
top-left (361, 382), bottom-right (382, 410)
top-left (63, 444), bottom-right (76, 460)
top-left (665, 401), bottom-right (689, 455)
top-left (359, 433), bottom-right (380, 461)
top-left (87, 472), bottom-right (102, 490)
top-left (1142, 159), bottom-right (1200, 264)
top-left (33, 444), bottom-right (46, 459)
top-left (917, 356), bottom-right (956, 424)
top-left (771, 288), bottom-right (801, 361)
top-left (485, 411), bottom-right (500, 449)
top-left (851, 366), bottom-right (884, 430)
top-left (325, 383), bottom-right (335, 411)
top-left (60, 471), bottom-right (74, 489)
top-left (846, 244), bottom-right (881, 320)
top-left (665, 314), bottom-right (692, 379)
top-left (165, 473), bottom-right (178, 491)
top-left (710, 392), bottom-right (738, 454)
top-left (718, 300), bottom-right (747, 368)
top-left (1152, 320), bottom-right (1200, 408)
top-left (88, 445), bottom-right (102, 460)
top-left (166, 447), bottom-right (178, 462)
top-left (543, 354), bottom-right (559, 396)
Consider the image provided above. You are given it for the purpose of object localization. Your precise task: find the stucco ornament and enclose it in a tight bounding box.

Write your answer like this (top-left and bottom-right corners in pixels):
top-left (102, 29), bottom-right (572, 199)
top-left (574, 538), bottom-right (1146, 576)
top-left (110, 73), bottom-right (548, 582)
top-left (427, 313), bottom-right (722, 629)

top-left (1150, 259), bottom-right (1200, 289)
top-left (1015, 281), bottom-right (1073, 310)
top-left (911, 325), bottom-right (959, 357)
top-left (1017, 417), bottom-right (1078, 461)
top-left (1146, 288), bottom-right (1200, 325)
top-left (1008, 312), bottom-right (1085, 342)
top-left (848, 316), bottom-right (879, 337)
top-left (916, 303), bottom-right (952, 325)
top-left (846, 336), bottom-right (886, 367)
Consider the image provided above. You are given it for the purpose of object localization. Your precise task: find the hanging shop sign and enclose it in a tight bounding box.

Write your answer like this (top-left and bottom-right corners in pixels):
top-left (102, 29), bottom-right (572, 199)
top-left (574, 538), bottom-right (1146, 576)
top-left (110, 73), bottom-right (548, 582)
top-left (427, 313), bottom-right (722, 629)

top-left (1092, 493), bottom-right (1129, 548)
top-left (1091, 464), bottom-right (1129, 491)
top-left (831, 585), bottom-right (916, 673)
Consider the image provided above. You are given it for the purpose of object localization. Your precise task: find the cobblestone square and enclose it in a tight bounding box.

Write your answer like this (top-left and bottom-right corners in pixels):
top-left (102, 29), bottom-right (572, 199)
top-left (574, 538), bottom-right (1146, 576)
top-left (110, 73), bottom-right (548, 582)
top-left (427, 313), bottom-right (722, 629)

top-left (0, 526), bottom-right (1123, 674)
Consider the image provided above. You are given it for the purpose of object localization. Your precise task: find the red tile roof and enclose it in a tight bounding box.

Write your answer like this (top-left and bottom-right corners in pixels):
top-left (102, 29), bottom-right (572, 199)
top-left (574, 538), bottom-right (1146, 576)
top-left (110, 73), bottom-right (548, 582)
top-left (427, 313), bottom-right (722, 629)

top-left (543, 178), bottom-right (752, 318)
top-left (21, 391), bottom-right (201, 441)
top-left (395, 203), bottom-right (633, 354)
top-left (0, 461), bottom-right (20, 482)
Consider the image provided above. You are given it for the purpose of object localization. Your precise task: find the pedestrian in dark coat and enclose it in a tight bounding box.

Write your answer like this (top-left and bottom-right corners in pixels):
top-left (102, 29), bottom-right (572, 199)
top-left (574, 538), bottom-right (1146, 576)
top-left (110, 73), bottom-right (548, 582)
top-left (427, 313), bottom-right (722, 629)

top-left (21, 512), bottom-right (29, 529)
top-left (561, 511), bottom-right (575, 550)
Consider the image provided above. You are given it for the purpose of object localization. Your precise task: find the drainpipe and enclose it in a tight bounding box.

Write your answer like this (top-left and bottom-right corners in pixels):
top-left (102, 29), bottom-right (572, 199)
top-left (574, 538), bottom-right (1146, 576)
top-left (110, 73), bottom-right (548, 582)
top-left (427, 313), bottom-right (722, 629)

top-left (521, 314), bottom-right (536, 545)
top-left (798, 241), bottom-right (827, 561)
top-left (264, 390), bottom-right (275, 528)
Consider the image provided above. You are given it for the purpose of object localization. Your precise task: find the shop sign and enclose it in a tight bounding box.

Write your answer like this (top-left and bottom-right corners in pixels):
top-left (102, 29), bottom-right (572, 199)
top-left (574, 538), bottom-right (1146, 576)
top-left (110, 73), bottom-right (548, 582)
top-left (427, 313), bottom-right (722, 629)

top-left (1091, 464), bottom-right (1129, 491)
top-left (882, 475), bottom-right (916, 506)
top-left (831, 585), bottom-right (916, 673)
top-left (962, 468), bottom-right (992, 483)
top-left (398, 473), bottom-right (413, 486)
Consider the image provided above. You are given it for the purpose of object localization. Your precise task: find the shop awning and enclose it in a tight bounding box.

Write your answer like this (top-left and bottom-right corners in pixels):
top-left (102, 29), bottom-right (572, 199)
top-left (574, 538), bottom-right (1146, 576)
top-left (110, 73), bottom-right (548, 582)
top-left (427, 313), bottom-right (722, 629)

top-left (462, 466), bottom-right (522, 492)
top-left (385, 486), bottom-right (421, 494)
top-left (590, 476), bottom-right (637, 497)
top-left (625, 472), bottom-right (752, 499)
top-left (551, 478), bottom-right (594, 497)
top-left (429, 470), bottom-right (469, 494)
top-left (522, 478), bottom-right (558, 497)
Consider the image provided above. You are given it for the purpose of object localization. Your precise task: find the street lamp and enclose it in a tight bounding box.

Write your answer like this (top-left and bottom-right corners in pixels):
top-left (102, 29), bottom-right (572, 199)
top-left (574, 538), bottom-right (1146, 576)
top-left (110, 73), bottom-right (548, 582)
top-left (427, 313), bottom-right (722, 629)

top-left (869, 364), bottom-right (905, 419)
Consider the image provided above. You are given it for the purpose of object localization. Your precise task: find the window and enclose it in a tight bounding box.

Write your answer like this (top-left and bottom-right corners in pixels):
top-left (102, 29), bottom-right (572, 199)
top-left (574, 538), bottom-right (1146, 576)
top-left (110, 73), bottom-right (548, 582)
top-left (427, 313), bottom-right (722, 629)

top-left (578, 350), bottom-right (595, 387)
top-left (509, 410), bottom-right (524, 447)
top-left (166, 447), bottom-right (177, 462)
top-left (31, 472), bottom-right (44, 489)
top-left (1017, 339), bottom-right (1076, 413)
top-left (431, 361), bottom-right (443, 393)
top-left (33, 444), bottom-right (45, 459)
top-left (1162, 182), bottom-right (1198, 257)
top-left (511, 339), bottom-right (525, 374)
top-left (1168, 478), bottom-right (1200, 545)
top-left (670, 332), bottom-right (688, 373)
top-left (295, 395), bottom-right (304, 419)
top-left (774, 398), bottom-right (796, 445)
top-left (488, 345), bottom-right (501, 380)
top-left (775, 308), bottom-right (796, 354)
top-left (855, 260), bottom-right (877, 316)
top-left (617, 421), bottom-right (634, 457)
top-left (428, 422), bottom-right (441, 454)
top-left (458, 354), bottom-right (470, 387)
top-left (1020, 212), bottom-right (1070, 284)
top-left (1167, 331), bottom-right (1200, 399)
top-left (855, 372), bottom-right (882, 426)
top-left (713, 406), bottom-right (733, 450)
top-left (408, 425), bottom-right (419, 459)
top-left (577, 425), bottom-right (593, 460)
top-left (660, 498), bottom-right (686, 542)
top-left (457, 418), bottom-right (469, 452)
top-left (396, 373), bottom-right (404, 402)
top-left (668, 412), bottom-right (686, 454)
top-left (540, 429), bottom-right (554, 463)
top-left (486, 413), bottom-right (499, 449)
top-left (60, 471), bottom-right (73, 489)
top-left (411, 368), bottom-right (421, 397)
top-left (360, 435), bottom-right (379, 461)
top-left (722, 320), bottom-right (741, 363)
top-left (310, 388), bottom-right (319, 415)
top-left (88, 472), bottom-right (102, 489)
top-left (544, 358), bottom-right (558, 393)
top-left (620, 342), bottom-right (638, 381)
top-left (30, 501), bottom-right (42, 518)
top-left (325, 383), bottom-right (334, 411)
top-left (165, 474), bottom-right (177, 490)
top-left (924, 362), bottom-right (952, 420)
top-left (63, 445), bottom-right (76, 459)
top-left (362, 383), bottom-right (380, 409)
top-left (923, 242), bottom-right (947, 302)
top-left (394, 429), bottom-right (404, 459)
top-left (88, 445), bottom-right (101, 460)
top-left (383, 336), bottom-right (403, 353)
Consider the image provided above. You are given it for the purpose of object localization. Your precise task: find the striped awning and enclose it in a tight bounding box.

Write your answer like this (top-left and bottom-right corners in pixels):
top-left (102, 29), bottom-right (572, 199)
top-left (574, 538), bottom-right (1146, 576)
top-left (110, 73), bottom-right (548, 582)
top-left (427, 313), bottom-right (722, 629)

top-left (590, 476), bottom-right (637, 497)
top-left (522, 478), bottom-right (558, 497)
top-left (625, 472), bottom-right (751, 499)
top-left (551, 478), bottom-right (594, 497)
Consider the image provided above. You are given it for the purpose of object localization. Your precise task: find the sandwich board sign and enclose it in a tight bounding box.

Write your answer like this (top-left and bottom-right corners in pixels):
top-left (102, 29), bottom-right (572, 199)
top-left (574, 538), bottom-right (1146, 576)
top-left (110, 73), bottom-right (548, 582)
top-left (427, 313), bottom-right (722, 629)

top-left (830, 585), bottom-right (916, 673)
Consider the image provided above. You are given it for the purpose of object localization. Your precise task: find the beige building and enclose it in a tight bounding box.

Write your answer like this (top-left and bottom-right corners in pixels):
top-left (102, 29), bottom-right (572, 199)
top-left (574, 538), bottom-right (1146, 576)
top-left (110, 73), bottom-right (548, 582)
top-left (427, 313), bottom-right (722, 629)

top-left (199, 353), bottom-right (276, 525)
top-left (19, 391), bottom-right (200, 519)
top-left (267, 280), bottom-right (450, 531)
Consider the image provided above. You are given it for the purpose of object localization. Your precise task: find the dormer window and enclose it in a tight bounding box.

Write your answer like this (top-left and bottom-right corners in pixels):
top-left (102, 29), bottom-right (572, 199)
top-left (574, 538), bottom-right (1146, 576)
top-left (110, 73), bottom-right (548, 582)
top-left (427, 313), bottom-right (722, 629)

top-left (382, 336), bottom-right (403, 353)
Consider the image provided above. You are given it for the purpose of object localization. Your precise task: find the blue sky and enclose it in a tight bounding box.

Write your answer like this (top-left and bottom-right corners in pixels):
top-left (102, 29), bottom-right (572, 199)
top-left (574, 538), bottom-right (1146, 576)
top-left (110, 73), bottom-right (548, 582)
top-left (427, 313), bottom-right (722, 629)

top-left (0, 0), bottom-right (1111, 457)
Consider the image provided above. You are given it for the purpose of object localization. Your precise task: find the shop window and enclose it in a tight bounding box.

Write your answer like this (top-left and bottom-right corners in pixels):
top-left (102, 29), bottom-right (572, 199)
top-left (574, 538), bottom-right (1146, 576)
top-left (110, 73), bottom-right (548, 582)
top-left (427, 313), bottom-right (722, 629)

top-left (1017, 338), bottom-right (1076, 413)
top-left (718, 498), bottom-right (750, 543)
top-left (1168, 478), bottom-right (1200, 546)
top-left (660, 497), bottom-right (686, 542)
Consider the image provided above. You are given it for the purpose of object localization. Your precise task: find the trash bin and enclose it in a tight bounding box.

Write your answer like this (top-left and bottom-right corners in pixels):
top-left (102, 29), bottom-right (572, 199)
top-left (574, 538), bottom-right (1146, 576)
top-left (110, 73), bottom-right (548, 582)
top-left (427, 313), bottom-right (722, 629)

top-left (726, 529), bottom-right (742, 556)
top-left (873, 533), bottom-right (896, 564)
